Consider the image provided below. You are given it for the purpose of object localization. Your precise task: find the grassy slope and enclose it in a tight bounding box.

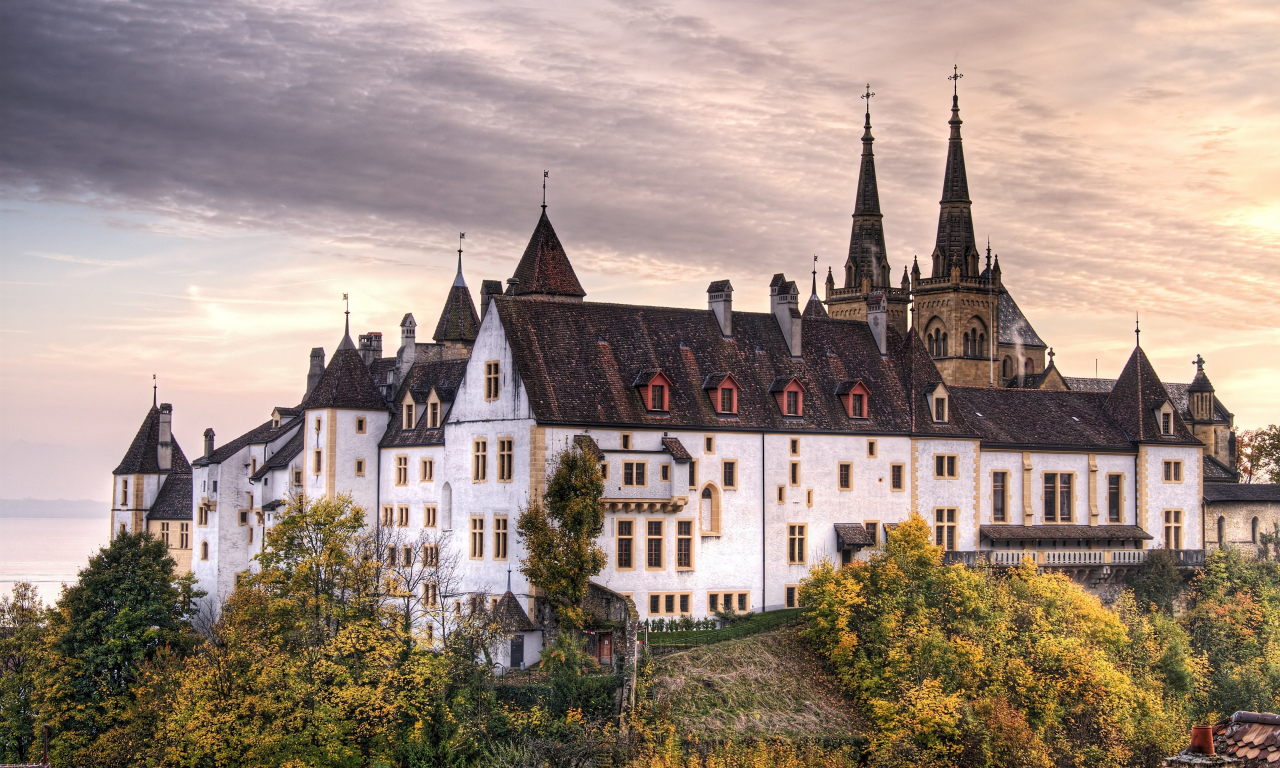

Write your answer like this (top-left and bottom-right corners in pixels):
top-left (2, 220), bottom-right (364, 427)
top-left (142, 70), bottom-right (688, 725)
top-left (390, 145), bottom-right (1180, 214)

top-left (650, 626), bottom-right (866, 739)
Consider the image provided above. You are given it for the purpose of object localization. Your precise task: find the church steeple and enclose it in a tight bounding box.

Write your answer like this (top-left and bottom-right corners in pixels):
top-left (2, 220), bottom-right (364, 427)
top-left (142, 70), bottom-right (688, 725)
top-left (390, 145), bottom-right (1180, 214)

top-left (845, 85), bottom-right (890, 291)
top-left (931, 68), bottom-right (980, 278)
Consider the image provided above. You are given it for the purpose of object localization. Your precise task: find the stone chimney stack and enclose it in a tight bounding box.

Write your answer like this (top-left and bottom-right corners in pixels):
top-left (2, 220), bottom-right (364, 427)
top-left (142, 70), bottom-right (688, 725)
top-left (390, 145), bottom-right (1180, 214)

top-left (157, 403), bottom-right (173, 472)
top-left (707, 280), bottom-right (733, 338)
top-left (358, 332), bottom-right (382, 367)
top-left (867, 291), bottom-right (888, 357)
top-left (480, 280), bottom-right (503, 321)
top-left (769, 274), bottom-right (802, 358)
top-left (203, 428), bottom-right (216, 460)
top-left (398, 313), bottom-right (417, 377)
top-left (307, 348), bottom-right (325, 396)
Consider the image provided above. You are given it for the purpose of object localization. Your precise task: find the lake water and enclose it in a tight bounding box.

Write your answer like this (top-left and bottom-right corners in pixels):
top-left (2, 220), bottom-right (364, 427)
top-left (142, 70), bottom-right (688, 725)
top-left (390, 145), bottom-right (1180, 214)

top-left (0, 515), bottom-right (113, 605)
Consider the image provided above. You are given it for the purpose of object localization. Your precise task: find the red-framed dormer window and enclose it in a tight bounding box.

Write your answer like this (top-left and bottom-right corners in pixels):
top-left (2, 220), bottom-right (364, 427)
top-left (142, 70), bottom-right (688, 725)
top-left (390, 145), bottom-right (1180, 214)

top-left (705, 373), bottom-right (741, 415)
top-left (637, 370), bottom-right (673, 412)
top-left (839, 381), bottom-right (871, 419)
top-left (771, 377), bottom-right (807, 417)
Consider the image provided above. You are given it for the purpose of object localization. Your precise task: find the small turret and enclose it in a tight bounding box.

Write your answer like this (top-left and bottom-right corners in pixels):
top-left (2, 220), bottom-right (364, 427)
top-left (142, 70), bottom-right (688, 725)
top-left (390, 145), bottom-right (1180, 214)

top-left (203, 428), bottom-right (216, 461)
top-left (398, 314), bottom-right (417, 377)
top-left (157, 403), bottom-right (173, 472)
top-left (306, 347), bottom-right (325, 396)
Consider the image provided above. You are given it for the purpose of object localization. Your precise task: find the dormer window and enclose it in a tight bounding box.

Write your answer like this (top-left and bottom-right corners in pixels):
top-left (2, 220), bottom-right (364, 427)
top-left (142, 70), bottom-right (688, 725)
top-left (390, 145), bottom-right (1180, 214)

top-left (634, 370), bottom-right (673, 412)
top-left (929, 383), bottom-right (949, 423)
top-left (836, 380), bottom-right (870, 419)
top-left (770, 376), bottom-right (806, 417)
top-left (403, 403), bottom-right (415, 430)
top-left (429, 402), bottom-right (440, 428)
top-left (1155, 401), bottom-right (1175, 435)
top-left (703, 373), bottom-right (741, 415)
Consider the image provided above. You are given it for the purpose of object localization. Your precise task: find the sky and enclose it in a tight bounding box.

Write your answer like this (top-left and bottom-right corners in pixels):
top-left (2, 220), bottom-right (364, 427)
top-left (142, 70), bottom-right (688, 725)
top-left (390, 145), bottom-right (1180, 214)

top-left (2, 0), bottom-right (1279, 502)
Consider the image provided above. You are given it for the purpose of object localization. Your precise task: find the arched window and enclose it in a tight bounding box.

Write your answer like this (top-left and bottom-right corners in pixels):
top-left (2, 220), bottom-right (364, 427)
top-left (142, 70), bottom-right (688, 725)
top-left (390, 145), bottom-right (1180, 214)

top-left (1252, 516), bottom-right (1260, 544)
top-left (700, 485), bottom-right (721, 535)
top-left (978, 333), bottom-right (986, 357)
top-left (1024, 358), bottom-right (1034, 375)
top-left (441, 482), bottom-right (453, 531)
top-left (1217, 516), bottom-right (1226, 547)
top-left (1002, 357), bottom-right (1012, 379)
top-left (200, 541), bottom-right (209, 561)
top-left (942, 333), bottom-right (948, 357)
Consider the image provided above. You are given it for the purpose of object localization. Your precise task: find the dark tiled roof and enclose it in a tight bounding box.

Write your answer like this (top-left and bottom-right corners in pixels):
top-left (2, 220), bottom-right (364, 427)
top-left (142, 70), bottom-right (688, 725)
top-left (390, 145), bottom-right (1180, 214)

top-left (196, 416), bottom-right (297, 466)
top-left (1064, 376), bottom-right (1117, 393)
top-left (250, 429), bottom-right (304, 480)
top-left (835, 523), bottom-right (874, 548)
top-left (113, 406), bottom-right (192, 475)
top-left (300, 348), bottom-right (387, 411)
top-left (1213, 711), bottom-right (1280, 767)
top-left (494, 591), bottom-right (536, 632)
top-left (1203, 455), bottom-right (1239, 483)
top-left (803, 294), bottom-right (828, 319)
top-left (892, 328), bottom-right (969, 437)
top-left (996, 290), bottom-right (1046, 348)
top-left (1204, 484), bottom-right (1280, 503)
top-left (661, 437), bottom-right (691, 461)
top-left (1066, 378), bottom-right (1233, 423)
top-left (262, 499), bottom-right (286, 511)
top-left (980, 525), bottom-right (1153, 541)
top-left (1104, 346), bottom-right (1200, 444)
top-left (379, 359), bottom-right (468, 448)
top-left (433, 284), bottom-right (480, 343)
top-left (707, 280), bottom-right (733, 293)
top-left (949, 387), bottom-right (1132, 449)
top-left (493, 296), bottom-right (952, 435)
top-left (574, 435), bottom-right (604, 460)
top-left (147, 473), bottom-right (192, 520)
top-left (510, 211), bottom-right (586, 298)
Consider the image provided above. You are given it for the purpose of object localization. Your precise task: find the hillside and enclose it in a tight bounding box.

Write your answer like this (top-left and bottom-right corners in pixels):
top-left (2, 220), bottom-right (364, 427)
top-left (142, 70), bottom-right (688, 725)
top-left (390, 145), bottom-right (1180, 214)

top-left (649, 625), bottom-right (866, 739)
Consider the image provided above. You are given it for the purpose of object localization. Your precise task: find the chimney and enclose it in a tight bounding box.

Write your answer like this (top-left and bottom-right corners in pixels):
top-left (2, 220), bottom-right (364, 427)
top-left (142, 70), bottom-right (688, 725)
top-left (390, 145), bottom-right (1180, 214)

top-left (707, 280), bottom-right (733, 337)
top-left (769, 274), bottom-right (802, 357)
top-left (480, 280), bottom-right (503, 320)
top-left (307, 347), bottom-right (325, 396)
top-left (358, 332), bottom-right (382, 366)
top-left (203, 428), bottom-right (216, 460)
top-left (867, 291), bottom-right (888, 357)
top-left (398, 313), bottom-right (417, 376)
top-left (157, 403), bottom-right (173, 472)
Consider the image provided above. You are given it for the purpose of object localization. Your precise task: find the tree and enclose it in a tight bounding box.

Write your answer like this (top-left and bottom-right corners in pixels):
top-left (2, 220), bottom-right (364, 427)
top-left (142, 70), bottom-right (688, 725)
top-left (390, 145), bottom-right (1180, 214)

top-left (37, 529), bottom-right (201, 767)
top-left (1129, 549), bottom-right (1185, 614)
top-left (1236, 425), bottom-right (1280, 483)
top-left (518, 443), bottom-right (606, 629)
top-left (0, 582), bottom-right (44, 764)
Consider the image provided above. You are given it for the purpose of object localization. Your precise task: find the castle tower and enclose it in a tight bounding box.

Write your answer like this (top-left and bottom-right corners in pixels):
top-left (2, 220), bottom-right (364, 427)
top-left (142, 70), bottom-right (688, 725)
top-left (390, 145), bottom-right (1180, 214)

top-left (824, 88), bottom-right (909, 333)
top-left (1187, 355), bottom-right (1234, 467)
top-left (433, 249), bottom-right (480, 357)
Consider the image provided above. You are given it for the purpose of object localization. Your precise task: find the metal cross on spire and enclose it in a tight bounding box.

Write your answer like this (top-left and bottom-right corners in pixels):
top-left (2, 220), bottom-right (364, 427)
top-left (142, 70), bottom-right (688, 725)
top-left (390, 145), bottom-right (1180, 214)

top-left (861, 83), bottom-right (874, 115)
top-left (542, 170), bottom-right (548, 210)
top-left (153, 373), bottom-right (157, 407)
top-left (1193, 353), bottom-right (1206, 371)
top-left (949, 65), bottom-right (963, 95)
top-left (1135, 313), bottom-right (1141, 346)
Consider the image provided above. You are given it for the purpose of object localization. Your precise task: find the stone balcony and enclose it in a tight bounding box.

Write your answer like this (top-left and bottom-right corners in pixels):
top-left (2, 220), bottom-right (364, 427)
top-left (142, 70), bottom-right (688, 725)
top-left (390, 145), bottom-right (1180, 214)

top-left (942, 548), bottom-right (1206, 571)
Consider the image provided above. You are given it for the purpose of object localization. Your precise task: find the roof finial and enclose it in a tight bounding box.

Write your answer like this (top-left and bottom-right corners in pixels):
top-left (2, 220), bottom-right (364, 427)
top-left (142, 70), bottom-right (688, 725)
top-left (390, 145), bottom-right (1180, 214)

top-left (1048, 347), bottom-right (1055, 366)
top-left (811, 254), bottom-right (819, 297)
top-left (949, 65), bottom-right (963, 97)
top-left (506, 564), bottom-right (512, 593)
top-left (542, 170), bottom-right (548, 211)
top-left (1194, 353), bottom-right (1205, 372)
top-left (985, 237), bottom-right (992, 270)
top-left (152, 373), bottom-right (157, 408)
top-left (454, 232), bottom-right (467, 287)
top-left (862, 83), bottom-right (875, 119)
top-left (1134, 312), bottom-right (1140, 346)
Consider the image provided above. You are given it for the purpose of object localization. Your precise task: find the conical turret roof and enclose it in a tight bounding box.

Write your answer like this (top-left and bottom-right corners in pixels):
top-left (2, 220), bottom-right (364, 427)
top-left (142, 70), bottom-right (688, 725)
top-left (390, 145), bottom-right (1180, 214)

top-left (434, 255), bottom-right (480, 342)
top-left (846, 107), bottom-right (890, 289)
top-left (510, 210), bottom-right (585, 298)
top-left (932, 92), bottom-right (979, 277)
top-left (1104, 345), bottom-right (1196, 443)
top-left (113, 405), bottom-right (191, 475)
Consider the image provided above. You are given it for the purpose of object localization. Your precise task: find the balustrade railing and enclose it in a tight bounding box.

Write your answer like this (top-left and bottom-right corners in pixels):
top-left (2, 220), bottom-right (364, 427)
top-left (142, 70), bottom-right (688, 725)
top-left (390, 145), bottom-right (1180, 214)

top-left (941, 549), bottom-right (1204, 568)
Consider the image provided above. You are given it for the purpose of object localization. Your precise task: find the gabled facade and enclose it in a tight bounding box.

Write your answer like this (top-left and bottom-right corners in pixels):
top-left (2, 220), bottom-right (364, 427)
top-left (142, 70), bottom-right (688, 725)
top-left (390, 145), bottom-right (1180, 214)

top-left (111, 400), bottom-right (194, 573)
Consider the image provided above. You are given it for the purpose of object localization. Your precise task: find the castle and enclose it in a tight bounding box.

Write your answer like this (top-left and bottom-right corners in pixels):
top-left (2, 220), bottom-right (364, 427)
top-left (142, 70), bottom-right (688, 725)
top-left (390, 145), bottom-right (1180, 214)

top-left (111, 87), bottom-right (1259, 646)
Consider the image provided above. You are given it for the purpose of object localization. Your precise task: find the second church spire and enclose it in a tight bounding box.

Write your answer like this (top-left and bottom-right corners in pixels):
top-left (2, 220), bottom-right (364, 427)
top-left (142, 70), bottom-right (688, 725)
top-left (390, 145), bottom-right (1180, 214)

top-left (845, 85), bottom-right (891, 291)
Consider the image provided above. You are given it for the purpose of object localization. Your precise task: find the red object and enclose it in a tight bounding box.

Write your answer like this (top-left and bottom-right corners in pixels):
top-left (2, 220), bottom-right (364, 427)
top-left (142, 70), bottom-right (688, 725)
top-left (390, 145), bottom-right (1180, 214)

top-left (1190, 725), bottom-right (1215, 755)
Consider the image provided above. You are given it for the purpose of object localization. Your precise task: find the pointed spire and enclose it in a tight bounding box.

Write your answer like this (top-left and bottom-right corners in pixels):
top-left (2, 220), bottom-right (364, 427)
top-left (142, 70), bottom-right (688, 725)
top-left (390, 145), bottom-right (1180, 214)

top-left (846, 84), bottom-right (890, 291)
top-left (152, 373), bottom-right (158, 408)
top-left (932, 68), bottom-right (979, 278)
top-left (435, 241), bottom-right (480, 344)
top-left (337, 295), bottom-right (355, 351)
top-left (510, 209), bottom-right (586, 299)
top-left (454, 232), bottom-right (467, 288)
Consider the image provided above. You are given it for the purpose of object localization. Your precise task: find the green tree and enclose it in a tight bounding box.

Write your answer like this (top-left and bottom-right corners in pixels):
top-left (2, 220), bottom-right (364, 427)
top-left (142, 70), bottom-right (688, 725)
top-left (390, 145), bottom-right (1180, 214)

top-left (518, 444), bottom-right (606, 629)
top-left (37, 529), bottom-right (201, 767)
top-left (1129, 549), bottom-right (1185, 614)
top-left (1236, 425), bottom-right (1280, 483)
top-left (0, 582), bottom-right (45, 763)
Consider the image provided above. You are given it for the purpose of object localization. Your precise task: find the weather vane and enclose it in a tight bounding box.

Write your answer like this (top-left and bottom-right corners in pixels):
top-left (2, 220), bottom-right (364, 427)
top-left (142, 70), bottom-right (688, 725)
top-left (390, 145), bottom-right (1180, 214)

top-left (458, 232), bottom-right (465, 258)
top-left (343, 293), bottom-right (349, 318)
top-left (949, 65), bottom-right (963, 95)
top-left (1135, 312), bottom-right (1140, 345)
top-left (152, 373), bottom-right (157, 407)
top-left (542, 170), bottom-right (548, 210)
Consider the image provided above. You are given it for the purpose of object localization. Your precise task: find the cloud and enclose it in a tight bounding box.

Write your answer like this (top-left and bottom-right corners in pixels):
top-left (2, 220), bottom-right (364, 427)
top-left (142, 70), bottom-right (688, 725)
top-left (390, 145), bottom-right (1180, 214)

top-left (35, 252), bottom-right (130, 267)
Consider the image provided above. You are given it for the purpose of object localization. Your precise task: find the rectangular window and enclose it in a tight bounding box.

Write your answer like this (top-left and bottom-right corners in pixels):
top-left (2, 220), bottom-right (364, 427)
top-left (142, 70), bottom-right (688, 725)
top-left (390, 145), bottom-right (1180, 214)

top-left (646, 520), bottom-right (664, 569)
top-left (623, 461), bottom-right (647, 487)
top-left (865, 521), bottom-right (879, 547)
top-left (397, 505), bottom-right (410, 527)
top-left (806, 489), bottom-right (813, 507)
top-left (429, 401), bottom-right (439, 428)
top-left (160, 522), bottom-right (171, 546)
top-left (777, 485), bottom-right (786, 504)
top-left (356, 417), bottom-right (366, 434)
top-left (935, 397), bottom-right (948, 422)
top-left (485, 361), bottom-right (500, 401)
top-left (647, 593), bottom-right (692, 616)
top-left (600, 462), bottom-right (610, 480)
top-left (788, 524), bottom-right (806, 564)
top-left (1162, 412), bottom-right (1172, 435)
top-left (992, 471), bottom-right (1007, 522)
top-left (1164, 461), bottom-right (1183, 482)
top-left (891, 464), bottom-right (904, 491)
top-left (424, 505), bottom-right (437, 528)
top-left (355, 458), bottom-right (366, 477)
top-left (120, 479), bottom-right (128, 506)
top-left (709, 593), bottom-right (718, 612)
top-left (470, 516), bottom-right (485, 559)
top-left (790, 461), bottom-right (801, 486)
top-left (494, 516), bottom-right (508, 560)
top-left (934, 455), bottom-right (957, 478)
top-left (786, 585), bottom-right (798, 609)
top-left (403, 403), bottom-right (415, 430)
top-left (239, 509), bottom-right (248, 526)
top-left (617, 519), bottom-right (634, 569)
top-left (689, 459), bottom-right (698, 489)
top-left (720, 387), bottom-right (735, 413)
top-left (386, 545), bottom-right (397, 566)
top-left (722, 460), bottom-right (737, 489)
top-left (421, 459), bottom-right (434, 481)
top-left (395, 455), bottom-right (408, 485)
top-left (661, 463), bottom-right (670, 481)
top-left (381, 505), bottom-right (394, 527)
top-left (867, 439), bottom-right (876, 457)
top-left (422, 544), bottom-right (439, 568)
top-left (650, 384), bottom-right (665, 411)
top-left (292, 469), bottom-right (303, 486)
top-left (1043, 473), bottom-right (1074, 522)
top-left (498, 438), bottom-right (514, 482)
top-left (650, 594), bottom-right (660, 614)
top-left (423, 582), bottom-right (438, 608)
top-left (314, 450), bottom-right (322, 474)
top-left (851, 393), bottom-right (865, 418)
top-left (786, 390), bottom-right (799, 415)
top-left (251, 457), bottom-right (258, 474)
top-left (473, 439), bottom-right (487, 482)
top-left (621, 433), bottom-right (632, 450)
top-left (1108, 474), bottom-right (1122, 523)
top-left (1164, 509), bottom-right (1182, 549)
top-left (790, 438), bottom-right (800, 456)
top-left (935, 508), bottom-right (957, 550)
top-left (839, 462), bottom-right (852, 490)
top-left (676, 520), bottom-right (693, 570)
